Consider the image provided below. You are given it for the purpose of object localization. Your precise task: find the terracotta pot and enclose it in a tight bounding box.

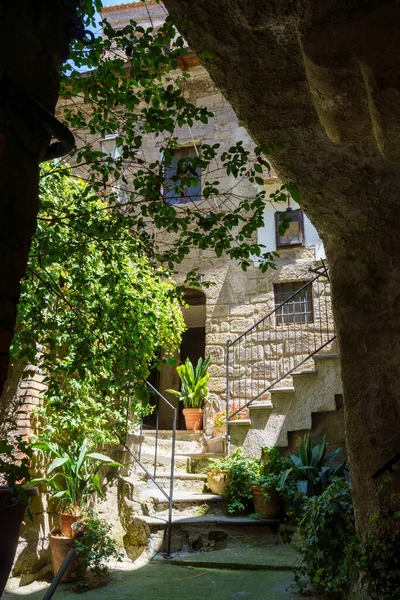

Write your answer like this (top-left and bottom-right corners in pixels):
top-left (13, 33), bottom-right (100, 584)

top-left (49, 534), bottom-right (83, 583)
top-left (0, 487), bottom-right (39, 597)
top-left (182, 408), bottom-right (203, 430)
top-left (207, 469), bottom-right (230, 495)
top-left (212, 425), bottom-right (226, 438)
top-left (252, 485), bottom-right (282, 519)
top-left (60, 513), bottom-right (82, 539)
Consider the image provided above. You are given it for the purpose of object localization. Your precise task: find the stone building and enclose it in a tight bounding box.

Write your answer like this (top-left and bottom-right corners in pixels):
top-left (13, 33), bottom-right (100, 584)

top-left (100, 1), bottom-right (343, 455)
top-left (3, 1), bottom-right (346, 581)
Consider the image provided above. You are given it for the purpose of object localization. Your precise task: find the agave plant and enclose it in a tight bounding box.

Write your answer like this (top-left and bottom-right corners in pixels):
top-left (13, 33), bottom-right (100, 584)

top-left (31, 439), bottom-right (121, 514)
top-left (280, 434), bottom-right (346, 497)
top-left (166, 356), bottom-right (211, 408)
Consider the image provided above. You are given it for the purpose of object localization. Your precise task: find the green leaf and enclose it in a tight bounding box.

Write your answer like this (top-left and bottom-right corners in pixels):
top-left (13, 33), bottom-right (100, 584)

top-left (48, 457), bottom-right (69, 474)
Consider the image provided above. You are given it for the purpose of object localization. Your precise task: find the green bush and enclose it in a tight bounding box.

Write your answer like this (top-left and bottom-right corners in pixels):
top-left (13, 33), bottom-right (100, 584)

top-left (209, 448), bottom-right (260, 514)
top-left (73, 513), bottom-right (123, 592)
top-left (353, 479), bottom-right (400, 600)
top-left (259, 446), bottom-right (290, 500)
top-left (31, 439), bottom-right (121, 515)
top-left (294, 478), bottom-right (356, 596)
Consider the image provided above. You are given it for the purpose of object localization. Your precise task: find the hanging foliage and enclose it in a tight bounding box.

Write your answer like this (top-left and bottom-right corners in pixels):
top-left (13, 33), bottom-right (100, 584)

top-left (11, 165), bottom-right (185, 445)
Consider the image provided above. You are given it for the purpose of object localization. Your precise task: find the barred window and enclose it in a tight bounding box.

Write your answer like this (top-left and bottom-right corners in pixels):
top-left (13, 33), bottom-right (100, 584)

top-left (274, 281), bottom-right (313, 325)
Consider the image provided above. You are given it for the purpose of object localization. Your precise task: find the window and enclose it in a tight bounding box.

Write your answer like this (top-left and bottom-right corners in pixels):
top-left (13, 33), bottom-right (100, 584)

top-left (164, 146), bottom-right (201, 204)
top-left (274, 281), bottom-right (313, 325)
top-left (275, 208), bottom-right (304, 248)
top-left (100, 133), bottom-right (122, 160)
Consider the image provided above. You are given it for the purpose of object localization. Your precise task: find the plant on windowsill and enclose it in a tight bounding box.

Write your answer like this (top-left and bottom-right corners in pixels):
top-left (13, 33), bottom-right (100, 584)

top-left (0, 435), bottom-right (38, 597)
top-left (31, 438), bottom-right (121, 583)
top-left (166, 356), bottom-right (211, 430)
top-left (251, 446), bottom-right (289, 520)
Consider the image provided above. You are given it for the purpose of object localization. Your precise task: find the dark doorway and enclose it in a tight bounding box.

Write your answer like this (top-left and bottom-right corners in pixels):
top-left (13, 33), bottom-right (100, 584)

top-left (178, 327), bottom-right (206, 429)
top-left (143, 354), bottom-right (161, 429)
top-left (180, 327), bottom-right (206, 367)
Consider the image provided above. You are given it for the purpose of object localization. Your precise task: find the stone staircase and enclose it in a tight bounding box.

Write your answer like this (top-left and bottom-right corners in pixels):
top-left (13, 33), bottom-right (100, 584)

top-left (116, 351), bottom-right (342, 562)
top-left (117, 429), bottom-right (290, 559)
top-left (229, 352), bottom-right (343, 458)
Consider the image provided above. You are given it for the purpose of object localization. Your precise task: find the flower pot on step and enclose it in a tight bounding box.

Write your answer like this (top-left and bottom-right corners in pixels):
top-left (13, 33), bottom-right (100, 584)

top-left (207, 469), bottom-right (230, 495)
top-left (0, 487), bottom-right (39, 597)
top-left (60, 513), bottom-right (82, 539)
top-left (49, 534), bottom-right (83, 583)
top-left (252, 485), bottom-right (282, 519)
top-left (212, 425), bottom-right (226, 438)
top-left (182, 408), bottom-right (203, 431)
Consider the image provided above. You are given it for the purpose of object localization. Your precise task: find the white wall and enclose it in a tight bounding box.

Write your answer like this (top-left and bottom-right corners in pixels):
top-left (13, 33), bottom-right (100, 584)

top-left (256, 182), bottom-right (325, 260)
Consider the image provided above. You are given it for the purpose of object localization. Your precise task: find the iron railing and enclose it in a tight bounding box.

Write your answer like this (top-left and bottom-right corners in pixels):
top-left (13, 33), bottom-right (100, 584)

top-left (226, 265), bottom-right (336, 426)
top-left (123, 382), bottom-right (177, 557)
top-left (43, 384), bottom-right (177, 598)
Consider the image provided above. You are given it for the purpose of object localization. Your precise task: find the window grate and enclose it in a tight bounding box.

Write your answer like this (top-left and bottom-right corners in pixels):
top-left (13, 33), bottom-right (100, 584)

top-left (274, 281), bottom-right (313, 325)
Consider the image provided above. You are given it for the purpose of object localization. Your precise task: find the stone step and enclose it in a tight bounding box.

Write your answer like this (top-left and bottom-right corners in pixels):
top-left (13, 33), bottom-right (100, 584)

top-left (205, 435), bottom-right (227, 454)
top-left (145, 472), bottom-right (207, 493)
top-left (132, 451), bottom-right (190, 473)
top-left (142, 514), bottom-right (288, 554)
top-left (155, 542), bottom-right (301, 571)
top-left (127, 431), bottom-right (205, 455)
top-left (143, 490), bottom-right (225, 518)
top-left (174, 452), bottom-right (226, 474)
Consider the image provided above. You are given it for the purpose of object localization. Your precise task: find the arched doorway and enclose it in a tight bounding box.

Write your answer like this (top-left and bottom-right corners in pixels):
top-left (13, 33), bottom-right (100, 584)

top-left (146, 288), bottom-right (206, 430)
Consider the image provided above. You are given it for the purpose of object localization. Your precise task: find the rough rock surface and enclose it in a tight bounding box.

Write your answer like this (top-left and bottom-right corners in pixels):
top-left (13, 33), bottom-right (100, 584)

top-left (163, 0), bottom-right (400, 534)
top-left (0, 2), bottom-right (76, 394)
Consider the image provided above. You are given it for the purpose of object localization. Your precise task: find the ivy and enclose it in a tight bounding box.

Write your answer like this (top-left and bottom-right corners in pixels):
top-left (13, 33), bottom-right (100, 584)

top-left (11, 165), bottom-right (185, 446)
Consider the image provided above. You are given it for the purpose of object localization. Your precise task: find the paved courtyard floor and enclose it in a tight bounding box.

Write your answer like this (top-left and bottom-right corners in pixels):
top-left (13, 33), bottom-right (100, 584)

top-left (4, 561), bottom-right (320, 600)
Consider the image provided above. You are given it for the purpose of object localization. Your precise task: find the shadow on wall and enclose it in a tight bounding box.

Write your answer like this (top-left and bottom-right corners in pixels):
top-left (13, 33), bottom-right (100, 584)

top-left (13, 512), bottom-right (59, 581)
top-left (287, 394), bottom-right (346, 462)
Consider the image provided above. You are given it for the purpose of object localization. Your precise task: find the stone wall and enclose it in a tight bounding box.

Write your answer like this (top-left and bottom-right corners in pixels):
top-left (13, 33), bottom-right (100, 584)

top-left (78, 2), bottom-right (333, 430)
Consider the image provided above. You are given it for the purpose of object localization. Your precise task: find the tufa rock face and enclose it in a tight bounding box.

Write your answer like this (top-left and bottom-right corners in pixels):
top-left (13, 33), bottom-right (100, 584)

top-left (0, 1), bottom-right (77, 395)
top-left (163, 0), bottom-right (400, 536)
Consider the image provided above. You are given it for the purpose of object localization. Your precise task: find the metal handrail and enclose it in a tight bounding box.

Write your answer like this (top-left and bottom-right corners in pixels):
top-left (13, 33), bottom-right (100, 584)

top-left (373, 451), bottom-right (400, 480)
top-left (231, 273), bottom-right (323, 345)
top-left (42, 549), bottom-right (75, 600)
top-left (123, 382), bottom-right (177, 557)
top-left (226, 265), bottom-right (336, 425)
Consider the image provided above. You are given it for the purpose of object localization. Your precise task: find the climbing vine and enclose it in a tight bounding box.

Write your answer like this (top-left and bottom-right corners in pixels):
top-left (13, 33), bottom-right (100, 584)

top-left (11, 165), bottom-right (185, 445)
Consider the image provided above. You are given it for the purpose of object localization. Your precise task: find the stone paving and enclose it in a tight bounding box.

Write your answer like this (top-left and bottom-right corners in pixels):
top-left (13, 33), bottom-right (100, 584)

top-left (4, 560), bottom-right (321, 600)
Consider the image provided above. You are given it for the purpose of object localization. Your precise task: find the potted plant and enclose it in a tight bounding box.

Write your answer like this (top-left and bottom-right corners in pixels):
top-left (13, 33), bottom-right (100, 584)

top-left (31, 438), bottom-right (121, 582)
top-left (166, 356), bottom-right (211, 430)
top-left (208, 448), bottom-right (260, 512)
top-left (206, 452), bottom-right (231, 495)
top-left (252, 446), bottom-right (287, 519)
top-left (70, 512), bottom-right (122, 592)
top-left (0, 436), bottom-right (38, 597)
top-left (279, 434), bottom-right (346, 498)
top-left (209, 403), bottom-right (250, 438)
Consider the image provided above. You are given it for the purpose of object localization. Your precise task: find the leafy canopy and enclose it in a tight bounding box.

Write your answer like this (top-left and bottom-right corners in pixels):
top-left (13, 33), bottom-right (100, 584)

top-left (61, 2), bottom-right (301, 286)
top-left (11, 165), bottom-right (185, 445)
